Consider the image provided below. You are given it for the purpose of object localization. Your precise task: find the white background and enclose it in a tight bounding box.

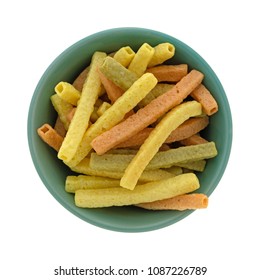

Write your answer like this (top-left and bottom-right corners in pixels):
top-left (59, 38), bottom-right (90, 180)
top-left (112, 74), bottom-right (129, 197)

top-left (1, 0), bottom-right (259, 279)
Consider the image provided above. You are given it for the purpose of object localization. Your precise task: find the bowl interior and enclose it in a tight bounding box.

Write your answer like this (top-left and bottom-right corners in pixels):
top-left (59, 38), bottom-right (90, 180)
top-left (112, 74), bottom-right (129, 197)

top-left (28, 27), bottom-right (232, 232)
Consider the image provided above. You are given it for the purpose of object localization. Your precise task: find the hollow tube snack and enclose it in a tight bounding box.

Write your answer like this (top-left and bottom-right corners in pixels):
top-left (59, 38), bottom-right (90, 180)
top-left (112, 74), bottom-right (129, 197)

top-left (99, 56), bottom-right (138, 91)
top-left (180, 134), bottom-right (208, 146)
top-left (172, 160), bottom-right (206, 172)
top-left (116, 116), bottom-right (209, 148)
top-left (136, 193), bottom-right (208, 210)
top-left (90, 142), bottom-right (217, 172)
top-left (108, 149), bottom-right (185, 173)
top-left (54, 117), bottom-right (67, 137)
top-left (50, 94), bottom-right (73, 130)
top-left (97, 68), bottom-right (124, 103)
top-left (148, 42), bottom-right (175, 67)
top-left (161, 166), bottom-right (183, 176)
top-left (58, 51), bottom-right (107, 162)
top-left (165, 117), bottom-right (209, 143)
top-left (72, 66), bottom-right (89, 91)
top-left (120, 101), bottom-right (202, 190)
top-left (71, 158), bottom-right (176, 182)
top-left (128, 43), bottom-right (155, 77)
top-left (146, 64), bottom-right (188, 82)
top-left (190, 84), bottom-right (218, 115)
top-left (138, 83), bottom-right (174, 108)
top-left (89, 153), bottom-right (137, 172)
top-left (66, 73), bottom-right (158, 167)
top-left (55, 81), bottom-right (81, 106)
top-left (90, 152), bottom-right (205, 172)
top-left (65, 175), bottom-right (120, 193)
top-left (37, 123), bottom-right (64, 152)
top-left (90, 70), bottom-right (204, 155)
top-left (75, 173), bottom-right (200, 208)
top-left (148, 142), bottom-right (217, 169)
top-left (113, 46), bottom-right (135, 67)
top-left (97, 102), bottom-right (111, 117)
top-left (66, 107), bottom-right (76, 123)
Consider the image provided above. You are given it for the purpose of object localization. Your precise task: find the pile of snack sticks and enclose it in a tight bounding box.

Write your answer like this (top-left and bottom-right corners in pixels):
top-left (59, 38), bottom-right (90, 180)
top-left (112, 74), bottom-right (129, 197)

top-left (38, 42), bottom-right (218, 210)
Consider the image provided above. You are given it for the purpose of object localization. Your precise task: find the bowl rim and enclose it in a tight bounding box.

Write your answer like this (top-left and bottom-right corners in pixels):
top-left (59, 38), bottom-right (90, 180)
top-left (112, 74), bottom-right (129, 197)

top-left (27, 27), bottom-right (233, 232)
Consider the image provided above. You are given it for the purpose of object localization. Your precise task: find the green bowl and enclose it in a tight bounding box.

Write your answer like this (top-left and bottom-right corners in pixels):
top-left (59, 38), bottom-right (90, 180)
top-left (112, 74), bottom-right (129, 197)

top-left (27, 27), bottom-right (232, 232)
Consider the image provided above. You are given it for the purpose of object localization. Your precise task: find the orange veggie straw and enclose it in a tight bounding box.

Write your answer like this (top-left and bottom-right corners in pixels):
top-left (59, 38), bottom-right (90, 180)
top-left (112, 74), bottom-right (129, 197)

top-left (72, 67), bottom-right (89, 92)
top-left (37, 124), bottom-right (64, 152)
top-left (190, 84), bottom-right (218, 115)
top-left (97, 68), bottom-right (124, 103)
top-left (146, 64), bottom-right (188, 82)
top-left (136, 193), bottom-right (208, 210)
top-left (54, 117), bottom-right (67, 137)
top-left (180, 134), bottom-right (208, 146)
top-left (116, 116), bottom-right (209, 148)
